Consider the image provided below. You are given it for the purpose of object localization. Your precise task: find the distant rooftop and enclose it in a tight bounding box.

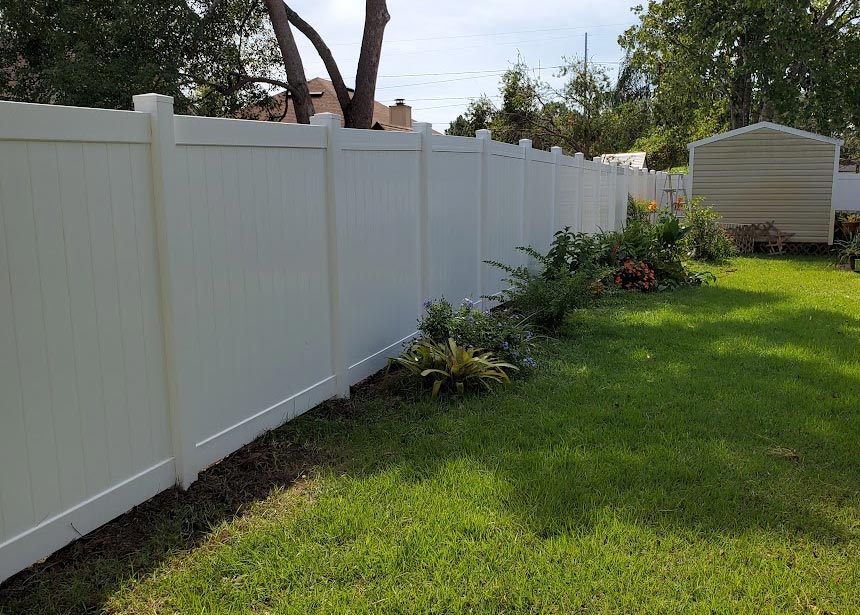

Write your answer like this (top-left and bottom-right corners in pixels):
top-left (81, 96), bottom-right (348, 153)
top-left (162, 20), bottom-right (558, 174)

top-left (600, 152), bottom-right (647, 169)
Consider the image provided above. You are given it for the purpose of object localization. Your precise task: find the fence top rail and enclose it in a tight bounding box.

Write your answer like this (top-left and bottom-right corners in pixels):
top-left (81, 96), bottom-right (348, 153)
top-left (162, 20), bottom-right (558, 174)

top-left (431, 134), bottom-right (483, 153)
top-left (529, 148), bottom-right (555, 164)
top-left (337, 127), bottom-right (421, 151)
top-left (0, 100), bottom-right (151, 144)
top-left (174, 115), bottom-right (327, 149)
top-left (489, 140), bottom-right (525, 159)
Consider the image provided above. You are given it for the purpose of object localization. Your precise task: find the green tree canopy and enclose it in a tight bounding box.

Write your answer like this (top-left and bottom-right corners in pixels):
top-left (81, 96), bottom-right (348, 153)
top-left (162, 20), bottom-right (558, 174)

top-left (620, 0), bottom-right (860, 133)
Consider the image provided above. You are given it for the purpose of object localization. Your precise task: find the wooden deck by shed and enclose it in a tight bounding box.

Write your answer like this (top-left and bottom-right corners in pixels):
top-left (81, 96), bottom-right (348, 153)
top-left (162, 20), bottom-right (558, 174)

top-left (688, 122), bottom-right (843, 244)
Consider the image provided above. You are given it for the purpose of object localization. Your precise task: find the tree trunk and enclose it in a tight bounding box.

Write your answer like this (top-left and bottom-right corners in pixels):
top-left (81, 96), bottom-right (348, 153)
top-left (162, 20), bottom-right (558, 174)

top-left (347, 0), bottom-right (390, 128)
top-left (263, 0), bottom-right (314, 123)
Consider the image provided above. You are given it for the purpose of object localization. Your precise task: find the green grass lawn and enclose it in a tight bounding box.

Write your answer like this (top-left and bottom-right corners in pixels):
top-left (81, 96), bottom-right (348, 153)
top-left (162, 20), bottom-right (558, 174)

top-left (2, 256), bottom-right (859, 614)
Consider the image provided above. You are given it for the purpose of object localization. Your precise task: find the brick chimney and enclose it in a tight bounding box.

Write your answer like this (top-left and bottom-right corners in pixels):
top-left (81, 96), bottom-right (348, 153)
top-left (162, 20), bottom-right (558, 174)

top-left (389, 99), bottom-right (412, 128)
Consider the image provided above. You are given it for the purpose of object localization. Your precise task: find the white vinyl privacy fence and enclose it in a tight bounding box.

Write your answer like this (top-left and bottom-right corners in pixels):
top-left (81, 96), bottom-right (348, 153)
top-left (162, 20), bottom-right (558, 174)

top-left (0, 95), bottom-right (669, 581)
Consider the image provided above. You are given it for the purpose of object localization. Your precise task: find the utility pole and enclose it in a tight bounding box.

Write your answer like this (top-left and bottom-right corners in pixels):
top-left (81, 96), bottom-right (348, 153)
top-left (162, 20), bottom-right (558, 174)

top-left (584, 32), bottom-right (588, 77)
top-left (584, 31), bottom-right (589, 157)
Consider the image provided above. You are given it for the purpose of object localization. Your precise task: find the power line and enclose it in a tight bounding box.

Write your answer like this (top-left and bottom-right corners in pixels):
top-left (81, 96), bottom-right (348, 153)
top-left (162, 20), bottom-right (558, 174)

top-left (379, 69), bottom-right (511, 78)
top-left (376, 62), bottom-right (623, 89)
top-left (379, 61), bottom-right (624, 79)
top-left (376, 74), bottom-right (508, 89)
top-left (298, 22), bottom-right (636, 49)
top-left (413, 102), bottom-right (487, 111)
top-left (381, 95), bottom-right (501, 103)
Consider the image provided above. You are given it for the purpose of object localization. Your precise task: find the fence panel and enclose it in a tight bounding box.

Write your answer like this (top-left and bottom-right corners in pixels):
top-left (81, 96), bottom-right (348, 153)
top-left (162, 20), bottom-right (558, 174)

top-left (483, 142), bottom-right (525, 298)
top-left (0, 103), bottom-right (173, 582)
top-left (557, 156), bottom-right (582, 232)
top-left (170, 116), bottom-right (335, 474)
top-left (525, 150), bottom-right (556, 256)
top-left (336, 130), bottom-right (422, 382)
top-left (834, 174), bottom-right (860, 211)
top-left (429, 137), bottom-right (482, 303)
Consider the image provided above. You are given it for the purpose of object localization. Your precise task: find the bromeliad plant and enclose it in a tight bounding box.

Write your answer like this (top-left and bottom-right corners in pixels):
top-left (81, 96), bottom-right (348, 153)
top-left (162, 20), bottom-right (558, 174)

top-left (388, 338), bottom-right (517, 398)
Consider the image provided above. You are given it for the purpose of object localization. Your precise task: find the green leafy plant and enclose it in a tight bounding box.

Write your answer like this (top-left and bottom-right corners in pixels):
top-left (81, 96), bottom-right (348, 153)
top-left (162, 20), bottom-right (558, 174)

top-left (614, 259), bottom-right (657, 291)
top-left (388, 338), bottom-right (517, 398)
top-left (418, 298), bottom-right (537, 369)
top-left (486, 227), bottom-right (611, 330)
top-left (626, 194), bottom-right (652, 224)
top-left (681, 197), bottom-right (737, 263)
top-left (834, 234), bottom-right (860, 266)
top-left (487, 261), bottom-right (608, 331)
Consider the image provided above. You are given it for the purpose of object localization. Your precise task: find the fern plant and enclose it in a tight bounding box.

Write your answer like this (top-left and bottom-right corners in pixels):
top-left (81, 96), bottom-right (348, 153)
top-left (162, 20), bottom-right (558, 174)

top-left (388, 338), bottom-right (517, 398)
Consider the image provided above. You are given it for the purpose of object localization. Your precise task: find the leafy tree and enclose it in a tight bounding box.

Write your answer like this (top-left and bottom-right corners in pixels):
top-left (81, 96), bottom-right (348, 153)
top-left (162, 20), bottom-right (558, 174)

top-left (446, 95), bottom-right (494, 136)
top-left (448, 59), bottom-right (655, 159)
top-left (2, 0), bottom-right (393, 127)
top-left (620, 0), bottom-right (860, 132)
top-left (2, 0), bottom-right (195, 111)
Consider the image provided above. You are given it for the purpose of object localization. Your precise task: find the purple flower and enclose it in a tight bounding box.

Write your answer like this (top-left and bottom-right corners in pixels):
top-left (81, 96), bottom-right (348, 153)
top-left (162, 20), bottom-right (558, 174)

top-left (525, 331), bottom-right (532, 340)
top-left (462, 297), bottom-right (474, 309)
top-left (524, 357), bottom-right (537, 368)
top-left (422, 298), bottom-right (432, 309)
top-left (502, 341), bottom-right (509, 351)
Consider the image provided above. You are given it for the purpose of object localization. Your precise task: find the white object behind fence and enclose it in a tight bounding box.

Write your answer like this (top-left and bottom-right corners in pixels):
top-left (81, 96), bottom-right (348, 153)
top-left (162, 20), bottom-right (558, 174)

top-left (0, 96), bottom-right (661, 581)
top-left (834, 173), bottom-right (860, 211)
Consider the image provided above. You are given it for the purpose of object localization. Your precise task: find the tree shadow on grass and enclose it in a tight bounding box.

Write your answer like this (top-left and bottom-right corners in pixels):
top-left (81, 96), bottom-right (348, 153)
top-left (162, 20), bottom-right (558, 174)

top-left (1, 282), bottom-right (859, 614)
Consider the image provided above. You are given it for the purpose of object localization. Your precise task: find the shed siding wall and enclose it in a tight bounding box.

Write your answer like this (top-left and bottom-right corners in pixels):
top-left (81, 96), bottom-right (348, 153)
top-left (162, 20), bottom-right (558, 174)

top-left (691, 127), bottom-right (836, 242)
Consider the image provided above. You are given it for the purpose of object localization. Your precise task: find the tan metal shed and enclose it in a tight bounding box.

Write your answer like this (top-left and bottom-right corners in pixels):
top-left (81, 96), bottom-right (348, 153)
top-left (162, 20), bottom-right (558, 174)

top-left (688, 122), bottom-right (843, 244)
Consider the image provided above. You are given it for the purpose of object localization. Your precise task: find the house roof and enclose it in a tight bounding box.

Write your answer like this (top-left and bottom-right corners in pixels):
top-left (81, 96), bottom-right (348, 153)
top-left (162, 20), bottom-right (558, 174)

top-left (600, 152), bottom-right (647, 169)
top-left (688, 121), bottom-right (844, 150)
top-left (244, 77), bottom-right (435, 130)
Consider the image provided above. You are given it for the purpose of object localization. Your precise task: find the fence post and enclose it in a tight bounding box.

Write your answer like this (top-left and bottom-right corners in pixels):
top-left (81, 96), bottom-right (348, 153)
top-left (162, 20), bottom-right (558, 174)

top-left (594, 158), bottom-right (603, 233)
top-left (551, 146), bottom-right (562, 237)
top-left (574, 152), bottom-right (585, 232)
top-left (133, 93), bottom-right (197, 489)
top-left (519, 138), bottom-right (532, 265)
top-left (608, 161), bottom-right (618, 231)
top-left (414, 122), bottom-right (432, 306)
top-left (649, 169), bottom-right (657, 204)
top-left (311, 112), bottom-right (350, 399)
top-left (476, 129), bottom-right (491, 304)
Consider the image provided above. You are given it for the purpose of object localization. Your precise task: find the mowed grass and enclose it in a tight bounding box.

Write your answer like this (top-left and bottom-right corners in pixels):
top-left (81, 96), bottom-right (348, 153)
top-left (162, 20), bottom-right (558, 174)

top-left (2, 256), bottom-right (860, 614)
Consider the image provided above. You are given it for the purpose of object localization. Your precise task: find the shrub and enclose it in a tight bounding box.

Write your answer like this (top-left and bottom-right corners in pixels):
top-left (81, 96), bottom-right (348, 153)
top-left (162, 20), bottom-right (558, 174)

top-left (489, 265), bottom-right (604, 331)
top-left (614, 259), bottom-right (657, 291)
top-left (599, 211), bottom-right (714, 289)
top-left (419, 298), bottom-right (537, 370)
top-left (487, 229), bottom-right (611, 330)
top-left (681, 197), bottom-right (737, 263)
top-left (387, 338), bottom-right (517, 398)
top-left (626, 194), bottom-right (652, 224)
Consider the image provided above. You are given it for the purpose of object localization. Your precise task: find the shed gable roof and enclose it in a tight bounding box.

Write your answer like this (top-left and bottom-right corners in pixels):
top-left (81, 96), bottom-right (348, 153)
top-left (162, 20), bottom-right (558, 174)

top-left (688, 121), bottom-right (843, 150)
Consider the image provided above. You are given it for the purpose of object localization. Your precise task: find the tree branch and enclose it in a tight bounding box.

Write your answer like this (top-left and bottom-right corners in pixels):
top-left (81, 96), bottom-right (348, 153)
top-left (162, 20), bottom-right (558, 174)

top-left (263, 0), bottom-right (314, 123)
top-left (349, 0), bottom-right (390, 128)
top-left (283, 2), bottom-right (352, 116)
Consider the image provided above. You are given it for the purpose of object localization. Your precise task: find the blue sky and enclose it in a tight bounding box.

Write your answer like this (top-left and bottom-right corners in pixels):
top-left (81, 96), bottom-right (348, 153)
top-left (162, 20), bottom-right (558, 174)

top-left (292, 0), bottom-right (643, 131)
